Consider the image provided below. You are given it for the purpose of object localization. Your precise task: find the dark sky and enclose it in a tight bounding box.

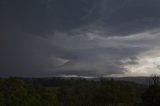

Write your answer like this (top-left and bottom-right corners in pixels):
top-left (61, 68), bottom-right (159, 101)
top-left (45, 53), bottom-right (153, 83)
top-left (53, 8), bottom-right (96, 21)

top-left (1, 0), bottom-right (160, 77)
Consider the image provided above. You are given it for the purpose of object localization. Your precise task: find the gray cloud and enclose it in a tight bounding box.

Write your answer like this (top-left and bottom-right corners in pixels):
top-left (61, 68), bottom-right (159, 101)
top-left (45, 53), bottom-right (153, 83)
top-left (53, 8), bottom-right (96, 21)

top-left (1, 0), bottom-right (160, 77)
top-left (2, 0), bottom-right (160, 36)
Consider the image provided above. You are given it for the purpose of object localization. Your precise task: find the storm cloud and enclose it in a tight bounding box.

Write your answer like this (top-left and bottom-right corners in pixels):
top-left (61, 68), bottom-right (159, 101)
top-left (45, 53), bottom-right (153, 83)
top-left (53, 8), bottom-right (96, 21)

top-left (0, 0), bottom-right (160, 77)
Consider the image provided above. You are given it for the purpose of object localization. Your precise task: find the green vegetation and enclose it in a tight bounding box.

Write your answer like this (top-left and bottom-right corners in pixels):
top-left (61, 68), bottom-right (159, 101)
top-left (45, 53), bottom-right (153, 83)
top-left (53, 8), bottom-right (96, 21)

top-left (0, 76), bottom-right (159, 106)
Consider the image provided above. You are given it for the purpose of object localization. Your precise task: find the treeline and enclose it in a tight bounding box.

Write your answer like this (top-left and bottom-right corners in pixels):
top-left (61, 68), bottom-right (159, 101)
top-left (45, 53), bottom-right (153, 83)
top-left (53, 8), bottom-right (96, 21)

top-left (0, 77), bottom-right (159, 106)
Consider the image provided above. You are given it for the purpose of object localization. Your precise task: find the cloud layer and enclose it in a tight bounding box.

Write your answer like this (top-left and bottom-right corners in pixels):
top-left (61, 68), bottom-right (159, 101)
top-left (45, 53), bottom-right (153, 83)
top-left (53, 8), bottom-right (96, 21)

top-left (0, 0), bottom-right (160, 77)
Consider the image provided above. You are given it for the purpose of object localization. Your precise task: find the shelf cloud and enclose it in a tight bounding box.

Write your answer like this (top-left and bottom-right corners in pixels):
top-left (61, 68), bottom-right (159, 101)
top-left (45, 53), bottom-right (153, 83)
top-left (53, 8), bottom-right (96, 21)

top-left (1, 0), bottom-right (160, 77)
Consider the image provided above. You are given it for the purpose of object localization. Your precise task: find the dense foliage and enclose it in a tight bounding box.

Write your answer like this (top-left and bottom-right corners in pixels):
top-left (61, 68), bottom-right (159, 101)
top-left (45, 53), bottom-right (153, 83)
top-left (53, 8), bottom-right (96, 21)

top-left (0, 77), bottom-right (159, 106)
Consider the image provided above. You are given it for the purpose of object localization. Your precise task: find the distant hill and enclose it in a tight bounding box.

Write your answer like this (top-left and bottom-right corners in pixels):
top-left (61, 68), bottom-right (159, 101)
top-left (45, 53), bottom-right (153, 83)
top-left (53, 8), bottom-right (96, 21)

top-left (54, 76), bottom-right (150, 85)
top-left (112, 77), bottom-right (149, 85)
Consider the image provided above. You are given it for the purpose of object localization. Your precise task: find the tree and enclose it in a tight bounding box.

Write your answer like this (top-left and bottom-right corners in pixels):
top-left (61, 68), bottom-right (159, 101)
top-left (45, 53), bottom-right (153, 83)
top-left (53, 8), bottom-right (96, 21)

top-left (141, 75), bottom-right (160, 106)
top-left (0, 77), bottom-right (29, 106)
top-left (148, 75), bottom-right (160, 86)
